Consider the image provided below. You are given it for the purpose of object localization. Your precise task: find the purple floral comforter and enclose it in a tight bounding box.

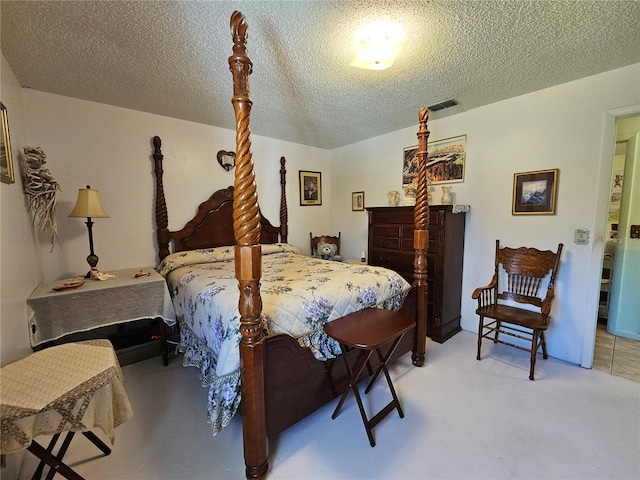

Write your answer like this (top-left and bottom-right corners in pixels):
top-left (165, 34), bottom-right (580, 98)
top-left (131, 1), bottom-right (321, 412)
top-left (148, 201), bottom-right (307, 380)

top-left (158, 243), bottom-right (410, 434)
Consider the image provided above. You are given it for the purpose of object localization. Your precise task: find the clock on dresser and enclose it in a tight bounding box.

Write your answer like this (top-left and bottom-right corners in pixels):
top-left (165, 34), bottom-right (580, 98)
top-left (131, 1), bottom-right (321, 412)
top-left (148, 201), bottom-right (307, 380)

top-left (366, 205), bottom-right (467, 343)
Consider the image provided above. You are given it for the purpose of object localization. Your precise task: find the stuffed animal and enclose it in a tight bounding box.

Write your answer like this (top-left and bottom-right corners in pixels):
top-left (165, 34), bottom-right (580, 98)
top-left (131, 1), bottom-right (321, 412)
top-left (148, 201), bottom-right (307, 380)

top-left (315, 242), bottom-right (343, 262)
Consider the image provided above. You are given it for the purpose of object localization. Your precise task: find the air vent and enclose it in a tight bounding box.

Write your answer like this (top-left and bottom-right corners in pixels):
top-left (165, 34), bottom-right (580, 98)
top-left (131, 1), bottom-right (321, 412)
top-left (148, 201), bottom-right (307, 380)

top-left (427, 99), bottom-right (458, 112)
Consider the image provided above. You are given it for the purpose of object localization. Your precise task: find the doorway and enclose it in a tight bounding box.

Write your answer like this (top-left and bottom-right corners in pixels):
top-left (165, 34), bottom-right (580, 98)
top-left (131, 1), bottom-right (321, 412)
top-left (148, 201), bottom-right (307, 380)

top-left (592, 114), bottom-right (640, 382)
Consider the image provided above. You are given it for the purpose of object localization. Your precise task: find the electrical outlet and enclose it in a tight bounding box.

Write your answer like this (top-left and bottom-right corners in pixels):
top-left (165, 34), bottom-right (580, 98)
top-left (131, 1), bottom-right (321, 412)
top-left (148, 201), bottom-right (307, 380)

top-left (574, 228), bottom-right (589, 245)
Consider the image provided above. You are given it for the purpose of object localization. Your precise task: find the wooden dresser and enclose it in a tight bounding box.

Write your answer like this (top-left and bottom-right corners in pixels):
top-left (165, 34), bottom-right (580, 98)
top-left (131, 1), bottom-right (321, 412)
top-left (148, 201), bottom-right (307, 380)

top-left (366, 205), bottom-right (467, 343)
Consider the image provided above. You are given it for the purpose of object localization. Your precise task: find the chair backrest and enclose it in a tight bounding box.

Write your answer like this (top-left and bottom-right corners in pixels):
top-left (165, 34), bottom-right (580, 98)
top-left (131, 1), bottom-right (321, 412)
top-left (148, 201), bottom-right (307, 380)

top-left (310, 232), bottom-right (341, 256)
top-left (494, 240), bottom-right (563, 312)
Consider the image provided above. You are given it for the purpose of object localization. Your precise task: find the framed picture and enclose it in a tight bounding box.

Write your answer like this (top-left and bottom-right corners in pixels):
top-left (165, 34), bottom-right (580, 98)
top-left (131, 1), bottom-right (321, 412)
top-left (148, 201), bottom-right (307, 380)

top-left (299, 170), bottom-right (322, 206)
top-left (402, 145), bottom-right (419, 187)
top-left (426, 134), bottom-right (466, 184)
top-left (1, 102), bottom-right (15, 184)
top-left (512, 168), bottom-right (559, 215)
top-left (610, 170), bottom-right (623, 205)
top-left (402, 134), bottom-right (466, 187)
top-left (352, 191), bottom-right (365, 211)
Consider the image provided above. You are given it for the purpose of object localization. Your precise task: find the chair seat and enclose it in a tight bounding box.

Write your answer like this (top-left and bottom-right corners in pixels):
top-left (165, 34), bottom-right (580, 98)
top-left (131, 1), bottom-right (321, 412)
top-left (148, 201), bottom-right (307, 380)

top-left (476, 304), bottom-right (549, 330)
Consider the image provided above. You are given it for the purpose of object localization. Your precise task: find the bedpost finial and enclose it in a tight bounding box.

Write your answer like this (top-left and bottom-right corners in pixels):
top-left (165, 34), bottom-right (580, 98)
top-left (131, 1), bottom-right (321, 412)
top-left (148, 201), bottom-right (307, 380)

top-left (230, 11), bottom-right (248, 52)
top-left (153, 136), bottom-right (162, 152)
top-left (418, 107), bottom-right (429, 123)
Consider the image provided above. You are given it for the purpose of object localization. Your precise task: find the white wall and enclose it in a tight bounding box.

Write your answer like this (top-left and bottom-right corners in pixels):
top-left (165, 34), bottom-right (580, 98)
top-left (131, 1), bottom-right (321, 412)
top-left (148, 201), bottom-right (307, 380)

top-left (1, 53), bottom-right (41, 366)
top-left (330, 63), bottom-right (640, 367)
top-left (21, 90), bottom-right (332, 283)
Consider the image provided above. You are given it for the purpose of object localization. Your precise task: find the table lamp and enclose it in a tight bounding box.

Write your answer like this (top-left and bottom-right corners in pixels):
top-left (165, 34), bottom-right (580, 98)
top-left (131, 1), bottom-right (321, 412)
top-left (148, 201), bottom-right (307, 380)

top-left (69, 185), bottom-right (109, 277)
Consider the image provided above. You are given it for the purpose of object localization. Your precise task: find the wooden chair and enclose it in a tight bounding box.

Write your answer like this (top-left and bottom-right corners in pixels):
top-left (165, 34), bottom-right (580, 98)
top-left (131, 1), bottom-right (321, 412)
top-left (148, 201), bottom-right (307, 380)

top-left (310, 232), bottom-right (341, 257)
top-left (472, 240), bottom-right (563, 380)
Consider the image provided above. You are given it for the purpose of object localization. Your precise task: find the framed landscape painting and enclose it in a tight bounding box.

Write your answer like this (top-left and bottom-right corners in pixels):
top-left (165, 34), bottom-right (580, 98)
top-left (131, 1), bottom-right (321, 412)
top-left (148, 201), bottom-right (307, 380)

top-left (512, 168), bottom-right (559, 215)
top-left (403, 134), bottom-right (466, 187)
top-left (426, 135), bottom-right (466, 184)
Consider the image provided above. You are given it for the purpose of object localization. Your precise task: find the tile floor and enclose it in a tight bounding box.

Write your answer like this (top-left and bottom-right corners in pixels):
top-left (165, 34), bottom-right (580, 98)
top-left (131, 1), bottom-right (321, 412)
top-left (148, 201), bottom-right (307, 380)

top-left (593, 322), bottom-right (640, 382)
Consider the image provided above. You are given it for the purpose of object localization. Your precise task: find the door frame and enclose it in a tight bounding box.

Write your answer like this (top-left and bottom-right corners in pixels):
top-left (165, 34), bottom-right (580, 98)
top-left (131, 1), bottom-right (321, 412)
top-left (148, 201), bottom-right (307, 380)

top-left (582, 104), bottom-right (640, 368)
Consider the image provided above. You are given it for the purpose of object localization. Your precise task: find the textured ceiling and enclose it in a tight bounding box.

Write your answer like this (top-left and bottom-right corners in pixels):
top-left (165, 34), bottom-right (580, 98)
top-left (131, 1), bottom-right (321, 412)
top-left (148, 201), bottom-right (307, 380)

top-left (2, 1), bottom-right (639, 149)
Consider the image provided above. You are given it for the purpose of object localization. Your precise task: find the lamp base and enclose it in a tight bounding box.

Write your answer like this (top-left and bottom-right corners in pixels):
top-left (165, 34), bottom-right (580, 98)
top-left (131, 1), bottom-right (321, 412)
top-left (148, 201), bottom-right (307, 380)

top-left (85, 254), bottom-right (99, 278)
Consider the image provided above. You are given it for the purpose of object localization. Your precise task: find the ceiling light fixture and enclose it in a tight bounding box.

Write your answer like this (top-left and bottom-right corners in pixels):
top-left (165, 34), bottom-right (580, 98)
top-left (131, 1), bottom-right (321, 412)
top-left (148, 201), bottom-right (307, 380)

top-left (350, 21), bottom-right (406, 71)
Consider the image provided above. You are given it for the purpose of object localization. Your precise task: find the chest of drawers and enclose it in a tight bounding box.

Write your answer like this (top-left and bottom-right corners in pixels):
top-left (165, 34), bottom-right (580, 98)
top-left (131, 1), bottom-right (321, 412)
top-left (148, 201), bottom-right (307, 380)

top-left (366, 205), bottom-right (467, 343)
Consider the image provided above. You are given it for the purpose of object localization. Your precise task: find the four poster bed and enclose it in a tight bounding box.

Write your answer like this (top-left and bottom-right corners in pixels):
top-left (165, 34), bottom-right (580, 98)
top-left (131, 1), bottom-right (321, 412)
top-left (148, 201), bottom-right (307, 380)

top-left (151, 11), bottom-right (432, 480)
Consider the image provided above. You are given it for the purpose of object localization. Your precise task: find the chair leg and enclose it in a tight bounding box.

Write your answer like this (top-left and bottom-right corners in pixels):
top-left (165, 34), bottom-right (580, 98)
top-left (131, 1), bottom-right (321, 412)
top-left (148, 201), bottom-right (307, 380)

top-left (493, 320), bottom-right (501, 343)
top-left (540, 331), bottom-right (548, 359)
top-left (529, 330), bottom-right (540, 381)
top-left (476, 316), bottom-right (484, 361)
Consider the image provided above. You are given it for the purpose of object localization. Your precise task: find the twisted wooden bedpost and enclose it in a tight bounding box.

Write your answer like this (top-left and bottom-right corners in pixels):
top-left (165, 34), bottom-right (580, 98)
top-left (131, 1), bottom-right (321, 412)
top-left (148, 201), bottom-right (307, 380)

top-left (152, 136), bottom-right (171, 261)
top-left (279, 157), bottom-right (288, 243)
top-left (412, 107), bottom-right (430, 367)
top-left (229, 11), bottom-right (268, 480)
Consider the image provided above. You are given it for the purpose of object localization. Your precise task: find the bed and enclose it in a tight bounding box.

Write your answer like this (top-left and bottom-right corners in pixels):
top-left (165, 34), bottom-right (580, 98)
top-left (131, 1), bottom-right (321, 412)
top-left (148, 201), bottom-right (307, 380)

top-left (151, 11), bottom-right (432, 479)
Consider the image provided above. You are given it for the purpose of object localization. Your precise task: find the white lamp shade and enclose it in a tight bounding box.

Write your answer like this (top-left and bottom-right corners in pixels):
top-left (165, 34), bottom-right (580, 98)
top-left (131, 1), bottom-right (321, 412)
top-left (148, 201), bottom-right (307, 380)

top-left (351, 22), bottom-right (406, 71)
top-left (69, 187), bottom-right (110, 218)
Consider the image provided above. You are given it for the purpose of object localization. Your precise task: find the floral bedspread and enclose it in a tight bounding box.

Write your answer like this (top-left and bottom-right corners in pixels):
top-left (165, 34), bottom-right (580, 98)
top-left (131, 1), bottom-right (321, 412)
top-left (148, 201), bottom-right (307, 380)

top-left (157, 243), bottom-right (410, 434)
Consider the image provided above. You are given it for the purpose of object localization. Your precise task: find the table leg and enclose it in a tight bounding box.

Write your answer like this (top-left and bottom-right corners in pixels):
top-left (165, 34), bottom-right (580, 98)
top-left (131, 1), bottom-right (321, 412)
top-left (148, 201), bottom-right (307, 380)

top-left (27, 441), bottom-right (84, 480)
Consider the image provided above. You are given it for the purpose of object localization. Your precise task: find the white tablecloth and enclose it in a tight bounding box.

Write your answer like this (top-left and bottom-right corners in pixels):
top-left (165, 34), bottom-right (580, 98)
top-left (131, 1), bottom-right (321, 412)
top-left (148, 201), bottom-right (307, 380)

top-left (0, 340), bottom-right (133, 454)
top-left (27, 267), bottom-right (176, 348)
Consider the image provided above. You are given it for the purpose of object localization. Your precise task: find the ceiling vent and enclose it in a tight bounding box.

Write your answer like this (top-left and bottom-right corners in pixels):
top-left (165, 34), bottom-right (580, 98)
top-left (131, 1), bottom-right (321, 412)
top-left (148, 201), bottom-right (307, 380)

top-left (427, 99), bottom-right (458, 112)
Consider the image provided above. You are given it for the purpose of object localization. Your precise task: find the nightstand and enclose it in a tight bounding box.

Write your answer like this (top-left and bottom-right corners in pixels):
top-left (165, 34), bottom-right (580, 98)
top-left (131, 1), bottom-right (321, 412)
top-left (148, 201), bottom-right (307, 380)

top-left (27, 267), bottom-right (176, 365)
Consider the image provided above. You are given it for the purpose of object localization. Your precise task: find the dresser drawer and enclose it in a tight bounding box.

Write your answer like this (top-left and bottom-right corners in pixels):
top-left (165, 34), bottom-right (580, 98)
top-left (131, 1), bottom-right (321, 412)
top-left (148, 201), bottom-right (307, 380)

top-left (372, 225), bottom-right (401, 238)
top-left (373, 236), bottom-right (401, 249)
top-left (370, 249), bottom-right (413, 271)
top-left (371, 250), bottom-right (435, 277)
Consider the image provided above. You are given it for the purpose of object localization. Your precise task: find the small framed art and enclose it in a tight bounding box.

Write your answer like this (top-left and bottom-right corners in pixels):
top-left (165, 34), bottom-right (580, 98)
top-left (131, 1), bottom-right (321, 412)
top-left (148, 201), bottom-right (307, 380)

top-left (299, 170), bottom-right (322, 206)
top-left (512, 168), bottom-right (559, 215)
top-left (1, 102), bottom-right (15, 184)
top-left (352, 191), bottom-right (365, 211)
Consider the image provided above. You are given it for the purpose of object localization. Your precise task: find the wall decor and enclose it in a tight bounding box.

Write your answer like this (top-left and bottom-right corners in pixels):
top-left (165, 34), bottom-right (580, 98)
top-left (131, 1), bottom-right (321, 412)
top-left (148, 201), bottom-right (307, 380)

top-left (512, 168), bottom-right (559, 215)
top-left (21, 146), bottom-right (61, 249)
top-left (217, 150), bottom-right (236, 171)
top-left (425, 134), bottom-right (466, 184)
top-left (402, 145), bottom-right (418, 187)
top-left (403, 134), bottom-right (466, 187)
top-left (299, 170), bottom-right (322, 206)
top-left (352, 191), bottom-right (365, 211)
top-left (1, 102), bottom-right (15, 184)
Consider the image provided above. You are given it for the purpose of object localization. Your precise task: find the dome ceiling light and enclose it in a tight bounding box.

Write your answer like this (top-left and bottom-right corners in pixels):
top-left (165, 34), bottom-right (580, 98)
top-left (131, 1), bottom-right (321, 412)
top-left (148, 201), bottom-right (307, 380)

top-left (350, 21), bottom-right (406, 71)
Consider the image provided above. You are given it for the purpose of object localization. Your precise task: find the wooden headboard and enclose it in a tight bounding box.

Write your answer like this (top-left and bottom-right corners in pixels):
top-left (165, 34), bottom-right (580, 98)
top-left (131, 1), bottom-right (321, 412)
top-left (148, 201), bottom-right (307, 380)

top-left (151, 136), bottom-right (288, 261)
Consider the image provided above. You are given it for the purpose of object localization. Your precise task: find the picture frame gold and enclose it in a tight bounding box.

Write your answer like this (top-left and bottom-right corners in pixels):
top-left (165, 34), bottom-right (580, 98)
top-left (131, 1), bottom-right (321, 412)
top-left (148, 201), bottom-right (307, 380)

top-left (512, 168), bottom-right (559, 215)
top-left (352, 191), bottom-right (365, 211)
top-left (1, 102), bottom-right (15, 184)
top-left (299, 170), bottom-right (322, 206)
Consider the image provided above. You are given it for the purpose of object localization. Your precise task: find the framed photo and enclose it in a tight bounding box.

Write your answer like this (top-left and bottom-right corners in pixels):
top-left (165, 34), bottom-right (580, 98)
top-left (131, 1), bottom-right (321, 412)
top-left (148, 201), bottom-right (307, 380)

top-left (299, 170), bottom-right (322, 206)
top-left (1, 102), bottom-right (15, 184)
top-left (512, 168), bottom-right (559, 215)
top-left (352, 191), bottom-right (365, 211)
top-left (402, 134), bottom-right (466, 187)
